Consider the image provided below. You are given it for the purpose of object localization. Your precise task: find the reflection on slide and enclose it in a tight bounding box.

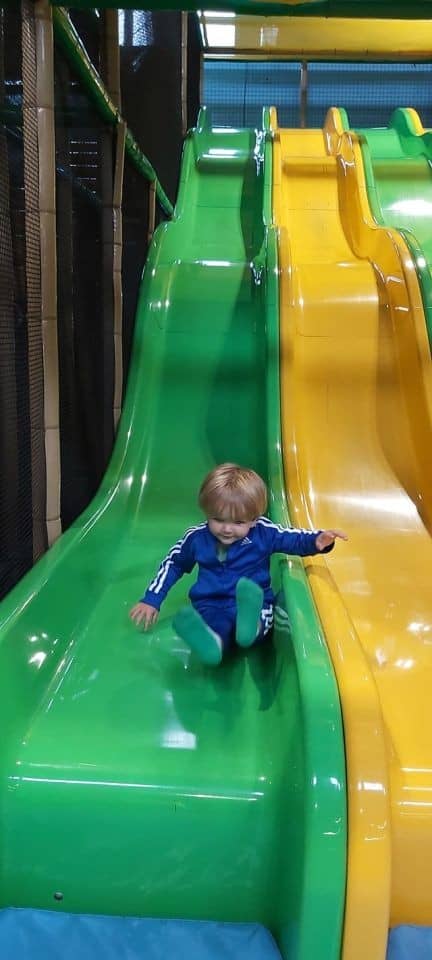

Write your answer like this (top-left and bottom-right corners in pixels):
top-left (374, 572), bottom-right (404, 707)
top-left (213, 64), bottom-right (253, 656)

top-left (272, 106), bottom-right (432, 960)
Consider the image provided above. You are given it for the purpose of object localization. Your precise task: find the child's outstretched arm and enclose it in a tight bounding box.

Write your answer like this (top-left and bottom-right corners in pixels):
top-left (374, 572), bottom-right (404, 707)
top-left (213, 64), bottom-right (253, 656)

top-left (315, 529), bottom-right (348, 551)
top-left (129, 525), bottom-right (198, 630)
top-left (261, 518), bottom-right (348, 557)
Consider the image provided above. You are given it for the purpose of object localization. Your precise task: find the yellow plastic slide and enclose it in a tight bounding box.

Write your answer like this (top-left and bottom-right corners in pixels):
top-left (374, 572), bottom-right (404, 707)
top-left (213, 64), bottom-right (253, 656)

top-left (272, 108), bottom-right (432, 960)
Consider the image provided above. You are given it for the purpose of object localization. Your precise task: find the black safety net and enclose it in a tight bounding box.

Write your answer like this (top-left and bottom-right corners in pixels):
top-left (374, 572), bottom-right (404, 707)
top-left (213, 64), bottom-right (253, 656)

top-left (69, 8), bottom-right (103, 74)
top-left (120, 11), bottom-right (182, 204)
top-left (121, 152), bottom-right (150, 383)
top-left (119, 10), bottom-right (201, 388)
top-left (0, 8), bottom-right (202, 594)
top-left (187, 14), bottom-right (201, 139)
top-left (54, 37), bottom-right (114, 530)
top-left (0, 6), bottom-right (46, 601)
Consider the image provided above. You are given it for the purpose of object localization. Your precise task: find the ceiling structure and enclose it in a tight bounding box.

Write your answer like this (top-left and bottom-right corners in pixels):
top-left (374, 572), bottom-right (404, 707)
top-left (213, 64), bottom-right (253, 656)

top-left (49, 0), bottom-right (432, 18)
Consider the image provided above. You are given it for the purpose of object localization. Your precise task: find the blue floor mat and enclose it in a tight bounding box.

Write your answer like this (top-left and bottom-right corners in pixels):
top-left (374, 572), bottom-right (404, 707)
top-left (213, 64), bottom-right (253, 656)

top-left (387, 925), bottom-right (432, 960)
top-left (0, 909), bottom-right (282, 960)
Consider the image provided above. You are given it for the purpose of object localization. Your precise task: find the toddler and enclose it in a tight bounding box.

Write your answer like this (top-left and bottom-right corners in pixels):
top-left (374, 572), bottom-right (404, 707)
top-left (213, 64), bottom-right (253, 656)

top-left (129, 463), bottom-right (347, 665)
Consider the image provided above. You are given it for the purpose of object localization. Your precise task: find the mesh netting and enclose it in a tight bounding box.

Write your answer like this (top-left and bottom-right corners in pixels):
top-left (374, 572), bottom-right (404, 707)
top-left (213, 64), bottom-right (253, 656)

top-left (119, 11), bottom-right (201, 393)
top-left (22, 0), bottom-right (47, 563)
top-left (203, 59), bottom-right (432, 129)
top-left (307, 61), bottom-right (432, 127)
top-left (120, 11), bottom-right (183, 207)
top-left (203, 61), bottom-right (301, 127)
top-left (121, 152), bottom-right (150, 388)
top-left (0, 5), bottom-right (46, 601)
top-left (187, 13), bottom-right (201, 132)
top-left (54, 41), bottom-right (114, 530)
top-left (69, 9), bottom-right (103, 76)
top-left (0, 9), bottom-right (201, 591)
top-left (119, 12), bottom-right (176, 392)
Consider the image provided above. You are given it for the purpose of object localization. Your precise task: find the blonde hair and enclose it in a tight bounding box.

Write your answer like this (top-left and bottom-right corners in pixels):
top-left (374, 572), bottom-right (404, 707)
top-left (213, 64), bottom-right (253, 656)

top-left (198, 463), bottom-right (267, 521)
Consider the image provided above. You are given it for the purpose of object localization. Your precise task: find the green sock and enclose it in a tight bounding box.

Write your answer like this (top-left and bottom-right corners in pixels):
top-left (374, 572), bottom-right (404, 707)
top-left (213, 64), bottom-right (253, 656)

top-left (173, 607), bottom-right (223, 666)
top-left (236, 578), bottom-right (264, 648)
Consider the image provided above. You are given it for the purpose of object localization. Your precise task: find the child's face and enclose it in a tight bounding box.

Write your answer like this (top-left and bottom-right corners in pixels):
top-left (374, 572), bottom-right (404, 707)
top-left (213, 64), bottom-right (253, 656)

top-left (207, 515), bottom-right (256, 546)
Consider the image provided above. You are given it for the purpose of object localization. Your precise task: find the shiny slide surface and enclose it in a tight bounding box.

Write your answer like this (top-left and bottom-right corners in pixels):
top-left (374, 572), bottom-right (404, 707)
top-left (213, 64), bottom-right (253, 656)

top-left (272, 109), bottom-right (432, 960)
top-left (348, 105), bottom-right (432, 347)
top-left (0, 111), bottom-right (345, 959)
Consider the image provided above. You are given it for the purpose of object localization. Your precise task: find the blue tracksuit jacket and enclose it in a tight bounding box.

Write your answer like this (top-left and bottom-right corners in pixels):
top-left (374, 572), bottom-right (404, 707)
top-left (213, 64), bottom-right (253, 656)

top-left (142, 517), bottom-right (333, 610)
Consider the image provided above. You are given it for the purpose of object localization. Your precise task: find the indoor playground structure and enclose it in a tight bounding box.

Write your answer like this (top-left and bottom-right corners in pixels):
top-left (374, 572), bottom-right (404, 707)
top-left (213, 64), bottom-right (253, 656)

top-left (1, 3), bottom-right (432, 960)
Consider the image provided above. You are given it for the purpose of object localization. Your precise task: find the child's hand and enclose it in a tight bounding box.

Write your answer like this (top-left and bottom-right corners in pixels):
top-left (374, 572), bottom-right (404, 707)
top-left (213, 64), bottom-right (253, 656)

top-left (315, 529), bottom-right (348, 551)
top-left (129, 602), bottom-right (159, 630)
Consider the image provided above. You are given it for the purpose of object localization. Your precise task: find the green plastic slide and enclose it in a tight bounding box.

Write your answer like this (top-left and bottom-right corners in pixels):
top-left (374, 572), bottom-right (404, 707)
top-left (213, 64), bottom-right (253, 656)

top-left (0, 110), bottom-right (345, 960)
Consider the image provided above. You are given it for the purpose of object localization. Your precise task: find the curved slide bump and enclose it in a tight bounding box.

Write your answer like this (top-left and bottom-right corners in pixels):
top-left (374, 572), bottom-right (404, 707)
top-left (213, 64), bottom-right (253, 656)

top-left (0, 109), bottom-right (345, 960)
top-left (272, 106), bottom-right (432, 960)
top-left (346, 105), bottom-right (432, 350)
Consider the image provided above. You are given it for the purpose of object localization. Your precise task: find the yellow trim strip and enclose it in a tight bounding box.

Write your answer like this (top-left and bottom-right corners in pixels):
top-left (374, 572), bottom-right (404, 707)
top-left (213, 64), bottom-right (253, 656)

top-left (201, 15), bottom-right (432, 59)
